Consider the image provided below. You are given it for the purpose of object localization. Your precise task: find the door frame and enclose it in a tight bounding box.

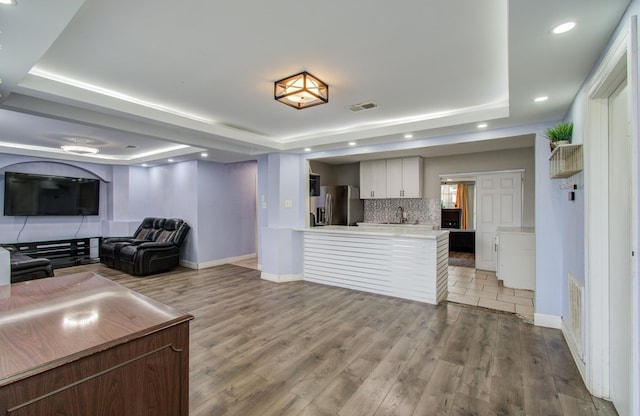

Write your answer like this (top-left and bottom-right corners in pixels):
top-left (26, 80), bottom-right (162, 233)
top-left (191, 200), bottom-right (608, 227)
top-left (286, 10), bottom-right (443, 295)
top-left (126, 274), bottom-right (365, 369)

top-left (584, 18), bottom-right (639, 413)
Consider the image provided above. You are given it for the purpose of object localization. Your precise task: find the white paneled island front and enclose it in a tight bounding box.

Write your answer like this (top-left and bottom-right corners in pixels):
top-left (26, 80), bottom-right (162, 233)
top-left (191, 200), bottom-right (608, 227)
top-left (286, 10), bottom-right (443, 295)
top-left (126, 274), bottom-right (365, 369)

top-left (300, 226), bottom-right (449, 305)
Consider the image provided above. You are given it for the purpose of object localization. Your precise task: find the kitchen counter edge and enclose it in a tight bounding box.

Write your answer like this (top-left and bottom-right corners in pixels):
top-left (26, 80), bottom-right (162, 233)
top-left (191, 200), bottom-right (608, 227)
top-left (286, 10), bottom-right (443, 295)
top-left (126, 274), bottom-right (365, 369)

top-left (297, 226), bottom-right (449, 240)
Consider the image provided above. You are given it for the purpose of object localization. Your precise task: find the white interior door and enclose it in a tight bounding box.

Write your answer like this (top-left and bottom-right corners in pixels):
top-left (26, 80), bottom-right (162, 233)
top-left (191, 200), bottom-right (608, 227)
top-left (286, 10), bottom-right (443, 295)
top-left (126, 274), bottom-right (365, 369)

top-left (608, 79), bottom-right (632, 416)
top-left (475, 172), bottom-right (522, 271)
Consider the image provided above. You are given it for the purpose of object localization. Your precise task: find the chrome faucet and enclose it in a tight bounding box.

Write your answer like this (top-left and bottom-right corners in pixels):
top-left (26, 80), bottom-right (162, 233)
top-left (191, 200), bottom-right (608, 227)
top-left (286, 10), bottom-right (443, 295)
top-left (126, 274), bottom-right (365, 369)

top-left (396, 206), bottom-right (406, 224)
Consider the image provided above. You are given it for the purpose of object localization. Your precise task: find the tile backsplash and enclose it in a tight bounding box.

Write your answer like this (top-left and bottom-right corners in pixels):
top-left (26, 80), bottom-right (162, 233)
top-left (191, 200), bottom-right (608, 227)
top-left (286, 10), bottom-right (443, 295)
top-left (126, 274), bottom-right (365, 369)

top-left (363, 198), bottom-right (440, 225)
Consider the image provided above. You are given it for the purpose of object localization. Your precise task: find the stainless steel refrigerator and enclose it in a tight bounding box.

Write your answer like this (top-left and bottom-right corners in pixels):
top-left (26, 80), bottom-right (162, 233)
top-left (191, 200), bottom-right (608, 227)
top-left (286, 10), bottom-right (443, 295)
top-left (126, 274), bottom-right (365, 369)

top-left (310, 185), bottom-right (364, 226)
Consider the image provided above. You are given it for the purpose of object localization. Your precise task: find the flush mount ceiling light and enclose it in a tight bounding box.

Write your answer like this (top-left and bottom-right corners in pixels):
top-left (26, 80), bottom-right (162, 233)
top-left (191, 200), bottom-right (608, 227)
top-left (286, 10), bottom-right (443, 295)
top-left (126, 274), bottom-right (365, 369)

top-left (553, 21), bottom-right (576, 34)
top-left (274, 71), bottom-right (328, 110)
top-left (61, 145), bottom-right (99, 155)
top-left (0, 0), bottom-right (17, 6)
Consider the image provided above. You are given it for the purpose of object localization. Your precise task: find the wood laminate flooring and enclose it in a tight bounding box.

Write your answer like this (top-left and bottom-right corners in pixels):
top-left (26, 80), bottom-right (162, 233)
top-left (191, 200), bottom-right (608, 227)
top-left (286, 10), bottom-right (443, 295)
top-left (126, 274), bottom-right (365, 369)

top-left (54, 263), bottom-right (617, 416)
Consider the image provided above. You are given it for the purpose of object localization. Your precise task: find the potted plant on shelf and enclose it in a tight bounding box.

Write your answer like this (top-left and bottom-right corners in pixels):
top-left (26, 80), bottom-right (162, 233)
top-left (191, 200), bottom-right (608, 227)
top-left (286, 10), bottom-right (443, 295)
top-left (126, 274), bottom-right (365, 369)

top-left (545, 122), bottom-right (573, 151)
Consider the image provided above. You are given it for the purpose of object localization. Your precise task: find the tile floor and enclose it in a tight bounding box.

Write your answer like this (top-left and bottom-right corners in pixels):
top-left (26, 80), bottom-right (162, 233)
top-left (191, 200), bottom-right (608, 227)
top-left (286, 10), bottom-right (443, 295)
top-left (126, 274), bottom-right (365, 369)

top-left (447, 265), bottom-right (535, 323)
top-left (229, 255), bottom-right (536, 323)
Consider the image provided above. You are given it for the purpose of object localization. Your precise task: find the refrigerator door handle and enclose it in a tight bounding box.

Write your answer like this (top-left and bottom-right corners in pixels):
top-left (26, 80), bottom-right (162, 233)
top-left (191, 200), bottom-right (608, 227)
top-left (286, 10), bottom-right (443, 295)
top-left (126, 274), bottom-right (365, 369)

top-left (325, 192), bottom-right (332, 225)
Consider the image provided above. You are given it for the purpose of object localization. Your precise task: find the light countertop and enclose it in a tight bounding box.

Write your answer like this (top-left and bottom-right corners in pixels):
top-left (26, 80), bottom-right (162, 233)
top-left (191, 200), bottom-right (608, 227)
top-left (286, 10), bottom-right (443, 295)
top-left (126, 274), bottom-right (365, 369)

top-left (299, 225), bottom-right (449, 240)
top-left (496, 227), bottom-right (535, 234)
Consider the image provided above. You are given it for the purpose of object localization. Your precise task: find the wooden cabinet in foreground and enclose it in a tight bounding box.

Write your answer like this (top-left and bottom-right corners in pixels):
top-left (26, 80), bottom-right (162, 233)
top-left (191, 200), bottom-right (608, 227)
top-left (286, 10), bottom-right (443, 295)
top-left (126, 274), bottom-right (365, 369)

top-left (0, 272), bottom-right (193, 416)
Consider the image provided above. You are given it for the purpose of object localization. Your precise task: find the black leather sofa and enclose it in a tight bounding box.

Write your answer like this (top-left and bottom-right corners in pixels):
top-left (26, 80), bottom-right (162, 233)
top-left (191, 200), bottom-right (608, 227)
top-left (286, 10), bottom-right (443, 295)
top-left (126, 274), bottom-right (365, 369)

top-left (3, 246), bottom-right (54, 283)
top-left (100, 217), bottom-right (167, 268)
top-left (100, 217), bottom-right (190, 276)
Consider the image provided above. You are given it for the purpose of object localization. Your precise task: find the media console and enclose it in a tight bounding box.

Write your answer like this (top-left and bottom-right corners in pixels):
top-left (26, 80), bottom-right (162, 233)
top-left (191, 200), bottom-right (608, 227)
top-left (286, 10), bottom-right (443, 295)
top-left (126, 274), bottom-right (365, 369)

top-left (3, 237), bottom-right (101, 269)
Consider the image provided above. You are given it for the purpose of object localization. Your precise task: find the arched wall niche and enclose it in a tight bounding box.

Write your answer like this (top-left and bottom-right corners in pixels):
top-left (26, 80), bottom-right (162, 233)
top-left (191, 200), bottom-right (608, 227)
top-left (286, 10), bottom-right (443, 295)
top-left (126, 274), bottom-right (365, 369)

top-left (0, 160), bottom-right (111, 182)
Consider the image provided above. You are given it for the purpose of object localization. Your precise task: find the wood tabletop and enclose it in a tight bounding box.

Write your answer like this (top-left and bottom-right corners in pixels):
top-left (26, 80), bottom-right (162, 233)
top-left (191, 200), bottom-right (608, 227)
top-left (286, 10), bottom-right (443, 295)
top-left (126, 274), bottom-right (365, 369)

top-left (0, 272), bottom-right (193, 386)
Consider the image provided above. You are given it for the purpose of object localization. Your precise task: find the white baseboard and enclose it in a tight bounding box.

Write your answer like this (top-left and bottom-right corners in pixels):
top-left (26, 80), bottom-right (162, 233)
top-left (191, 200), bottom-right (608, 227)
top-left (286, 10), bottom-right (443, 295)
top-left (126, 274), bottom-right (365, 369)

top-left (534, 313), bottom-right (562, 329)
top-left (179, 259), bottom-right (198, 269)
top-left (261, 272), bottom-right (303, 283)
top-left (561, 318), bottom-right (587, 382)
top-left (180, 253), bottom-right (257, 270)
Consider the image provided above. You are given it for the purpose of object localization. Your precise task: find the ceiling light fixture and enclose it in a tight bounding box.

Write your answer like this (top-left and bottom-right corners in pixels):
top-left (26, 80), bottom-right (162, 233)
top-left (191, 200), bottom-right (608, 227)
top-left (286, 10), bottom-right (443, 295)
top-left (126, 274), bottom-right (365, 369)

top-left (304, 148), bottom-right (312, 152)
top-left (404, 133), bottom-right (413, 139)
top-left (201, 152), bottom-right (208, 157)
top-left (552, 22), bottom-right (576, 34)
top-left (348, 142), bottom-right (357, 146)
top-left (477, 123), bottom-right (488, 128)
top-left (275, 71), bottom-right (328, 110)
top-left (61, 145), bottom-right (99, 155)
top-left (534, 96), bottom-right (549, 102)
top-left (0, 0), bottom-right (17, 5)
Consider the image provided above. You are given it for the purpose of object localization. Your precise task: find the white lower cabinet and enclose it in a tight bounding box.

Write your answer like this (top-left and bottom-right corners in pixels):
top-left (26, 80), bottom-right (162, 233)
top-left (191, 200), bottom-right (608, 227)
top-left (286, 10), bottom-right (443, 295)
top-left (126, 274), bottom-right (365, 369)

top-left (496, 228), bottom-right (535, 291)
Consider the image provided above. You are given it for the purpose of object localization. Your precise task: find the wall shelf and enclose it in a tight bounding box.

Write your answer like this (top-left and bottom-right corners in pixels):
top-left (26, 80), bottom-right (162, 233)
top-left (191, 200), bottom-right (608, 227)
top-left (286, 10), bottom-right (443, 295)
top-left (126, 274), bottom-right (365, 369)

top-left (549, 144), bottom-right (583, 178)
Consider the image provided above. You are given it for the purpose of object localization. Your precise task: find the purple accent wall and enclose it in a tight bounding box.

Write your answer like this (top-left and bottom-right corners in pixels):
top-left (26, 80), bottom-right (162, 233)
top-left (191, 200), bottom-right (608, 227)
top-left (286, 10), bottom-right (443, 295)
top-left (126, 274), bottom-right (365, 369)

top-left (0, 155), bottom-right (110, 242)
top-left (534, 134), bottom-right (564, 317)
top-left (196, 160), bottom-right (257, 263)
top-left (0, 155), bottom-right (258, 267)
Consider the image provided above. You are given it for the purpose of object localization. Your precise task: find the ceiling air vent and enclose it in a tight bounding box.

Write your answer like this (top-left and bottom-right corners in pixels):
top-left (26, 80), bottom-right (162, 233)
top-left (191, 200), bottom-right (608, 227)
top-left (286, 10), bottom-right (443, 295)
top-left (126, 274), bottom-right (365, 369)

top-left (347, 102), bottom-right (378, 112)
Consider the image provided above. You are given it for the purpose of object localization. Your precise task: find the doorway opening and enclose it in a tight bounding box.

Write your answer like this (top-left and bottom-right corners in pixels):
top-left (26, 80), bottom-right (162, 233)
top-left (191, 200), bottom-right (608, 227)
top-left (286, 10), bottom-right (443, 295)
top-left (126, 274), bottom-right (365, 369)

top-left (440, 177), bottom-right (476, 268)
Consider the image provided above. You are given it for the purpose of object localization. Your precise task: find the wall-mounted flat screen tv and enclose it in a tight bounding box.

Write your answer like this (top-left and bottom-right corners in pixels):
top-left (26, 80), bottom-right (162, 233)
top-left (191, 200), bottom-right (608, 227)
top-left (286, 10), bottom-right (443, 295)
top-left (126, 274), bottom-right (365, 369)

top-left (3, 172), bottom-right (100, 216)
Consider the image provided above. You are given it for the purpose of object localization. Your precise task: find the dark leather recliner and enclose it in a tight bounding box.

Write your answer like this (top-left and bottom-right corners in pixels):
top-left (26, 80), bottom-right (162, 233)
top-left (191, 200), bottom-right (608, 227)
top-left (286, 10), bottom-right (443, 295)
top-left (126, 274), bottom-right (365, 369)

top-left (101, 218), bottom-right (190, 276)
top-left (100, 217), bottom-right (166, 268)
top-left (3, 246), bottom-right (54, 283)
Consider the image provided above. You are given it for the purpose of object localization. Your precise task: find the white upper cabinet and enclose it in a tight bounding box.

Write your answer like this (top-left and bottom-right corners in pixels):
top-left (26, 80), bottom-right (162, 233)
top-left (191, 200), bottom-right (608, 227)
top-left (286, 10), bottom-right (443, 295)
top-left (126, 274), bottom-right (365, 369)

top-left (385, 158), bottom-right (403, 198)
top-left (385, 157), bottom-right (423, 198)
top-left (360, 157), bottom-right (422, 199)
top-left (360, 160), bottom-right (387, 199)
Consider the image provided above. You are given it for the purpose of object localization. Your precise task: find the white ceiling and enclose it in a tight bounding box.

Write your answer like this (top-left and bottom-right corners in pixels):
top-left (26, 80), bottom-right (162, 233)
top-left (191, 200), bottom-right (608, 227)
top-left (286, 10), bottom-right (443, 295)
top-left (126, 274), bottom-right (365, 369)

top-left (0, 0), bottom-right (631, 165)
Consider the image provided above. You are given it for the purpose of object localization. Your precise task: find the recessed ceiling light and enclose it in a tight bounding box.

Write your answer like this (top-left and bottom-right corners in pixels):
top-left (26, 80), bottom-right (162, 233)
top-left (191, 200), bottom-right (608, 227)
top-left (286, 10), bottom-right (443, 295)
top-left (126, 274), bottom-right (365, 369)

top-left (142, 163), bottom-right (148, 167)
top-left (553, 22), bottom-right (576, 34)
top-left (348, 141), bottom-right (357, 146)
top-left (0, 0), bottom-right (17, 5)
top-left (201, 152), bottom-right (208, 157)
top-left (304, 148), bottom-right (311, 152)
top-left (168, 158), bottom-right (174, 162)
top-left (477, 123), bottom-right (488, 129)
top-left (534, 96), bottom-right (549, 102)
top-left (404, 133), bottom-right (413, 139)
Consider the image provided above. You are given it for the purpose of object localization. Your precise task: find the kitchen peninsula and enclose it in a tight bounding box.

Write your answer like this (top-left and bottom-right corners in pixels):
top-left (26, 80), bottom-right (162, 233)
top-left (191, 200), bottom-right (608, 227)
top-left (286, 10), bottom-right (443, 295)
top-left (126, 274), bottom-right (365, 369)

top-left (301, 225), bottom-right (449, 304)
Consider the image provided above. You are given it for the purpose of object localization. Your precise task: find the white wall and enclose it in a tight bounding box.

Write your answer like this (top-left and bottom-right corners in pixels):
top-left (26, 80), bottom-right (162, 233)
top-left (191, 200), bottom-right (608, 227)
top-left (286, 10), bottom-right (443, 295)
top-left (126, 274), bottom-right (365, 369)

top-left (422, 147), bottom-right (535, 227)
